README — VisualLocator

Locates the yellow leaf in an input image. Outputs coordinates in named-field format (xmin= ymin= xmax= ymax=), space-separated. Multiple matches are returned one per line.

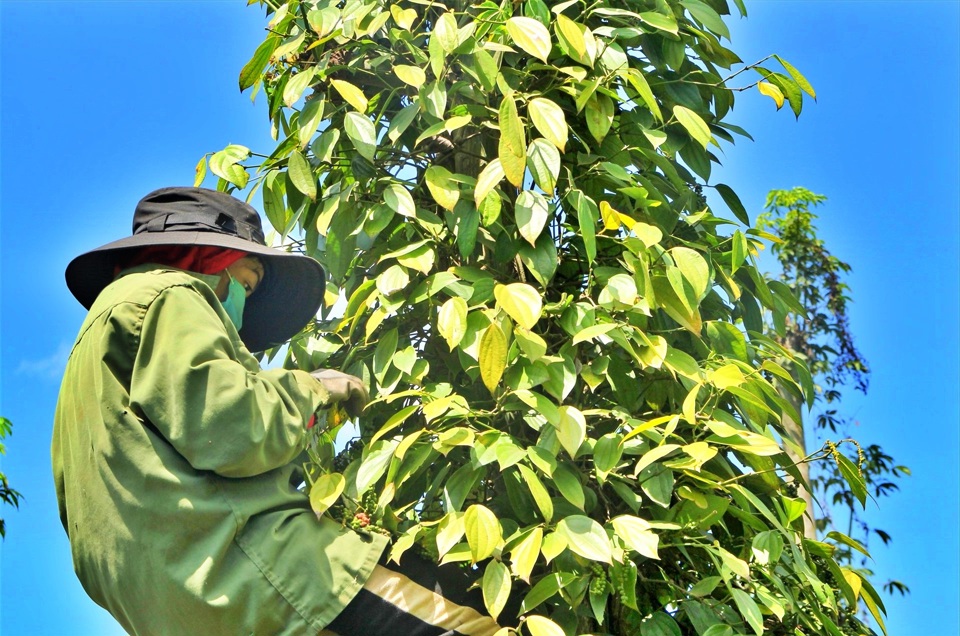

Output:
xmin=330 ymin=78 xmax=368 ymax=113
xmin=474 ymin=159 xmax=505 ymax=206
xmin=526 ymin=615 xmax=566 ymax=636
xmin=498 ymin=95 xmax=526 ymax=187
xmin=464 ymin=504 xmax=501 ymax=562
xmin=425 ymin=165 xmax=460 ymax=211
xmin=393 ymin=64 xmax=426 ymax=88
xmin=478 ymin=324 xmax=507 ymax=394
xmin=510 ymin=527 xmax=543 ymax=583
xmin=390 ymin=5 xmax=416 ymax=31
xmin=494 ymin=283 xmax=542 ymax=330
xmin=505 ymin=17 xmax=551 ymax=63
xmin=438 ymin=297 xmax=468 ymax=350
xmin=758 ymin=81 xmax=784 ymax=109
xmin=709 ymin=363 xmax=746 ymax=389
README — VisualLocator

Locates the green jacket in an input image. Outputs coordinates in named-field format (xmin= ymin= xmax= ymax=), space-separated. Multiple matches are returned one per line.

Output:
xmin=53 ymin=265 xmax=388 ymax=635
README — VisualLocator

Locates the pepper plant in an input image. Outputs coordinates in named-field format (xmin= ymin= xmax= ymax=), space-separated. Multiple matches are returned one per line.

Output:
xmin=199 ymin=0 xmax=887 ymax=633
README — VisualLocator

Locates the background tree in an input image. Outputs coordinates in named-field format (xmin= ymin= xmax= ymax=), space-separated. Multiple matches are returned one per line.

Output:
xmin=0 ymin=417 xmax=22 ymax=539
xmin=758 ymin=187 xmax=909 ymax=597
xmin=200 ymin=1 xmax=889 ymax=634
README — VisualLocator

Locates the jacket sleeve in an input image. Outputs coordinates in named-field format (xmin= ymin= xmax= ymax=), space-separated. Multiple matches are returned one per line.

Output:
xmin=128 ymin=282 xmax=329 ymax=478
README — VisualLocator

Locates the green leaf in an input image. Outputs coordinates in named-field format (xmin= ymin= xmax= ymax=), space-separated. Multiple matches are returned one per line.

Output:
xmin=528 ymin=97 xmax=568 ymax=151
xmin=330 ymin=78 xmax=368 ymax=113
xmin=556 ymin=405 xmax=586 ymax=458
xmin=464 ymin=504 xmax=501 ymax=562
xmin=482 ymin=560 xmax=511 ymax=621
xmin=498 ymin=95 xmax=526 ymax=187
xmin=638 ymin=11 xmax=679 ymax=35
xmin=422 ymin=81 xmax=448 ymax=119
xmin=516 ymin=190 xmax=549 ymax=247
xmin=308 ymin=472 xmax=345 ymax=518
xmin=425 ymin=165 xmax=460 ymax=211
xmin=612 ymin=515 xmax=659 ymax=559
xmin=731 ymin=589 xmax=763 ymax=636
xmin=553 ymin=463 xmax=585 ymax=510
xmin=836 ymin=453 xmax=868 ymax=507
xmin=638 ymin=464 xmax=674 ymax=508
xmin=593 ymin=433 xmax=623 ymax=474
xmin=640 ymin=612 xmax=682 ymax=636
xmin=520 ymin=573 xmax=569 ymax=614
xmin=526 ymin=139 xmax=560 ymax=195
xmin=673 ymin=105 xmax=711 ymax=149
xmin=343 ymin=111 xmax=377 ymax=161
xmin=479 ymin=323 xmax=508 ymax=394
xmin=472 ymin=48 xmax=498 ymax=92
xmin=623 ymin=68 xmax=662 ymax=122
xmin=388 ymin=102 xmax=420 ymax=143
xmin=505 ymin=17 xmax=552 ymax=63
xmin=356 ymin=439 xmax=400 ymax=494
xmin=306 ymin=7 xmax=339 ymax=39
xmin=283 ymin=67 xmax=317 ymax=107
xmin=774 ymin=54 xmax=816 ymax=98
xmin=434 ymin=11 xmax=460 ymax=53
xmin=751 ymin=530 xmax=785 ymax=565
xmin=495 ymin=283 xmax=543 ymax=330
xmin=670 ymin=246 xmax=710 ymax=300
xmin=514 ymin=327 xmax=547 ymax=362
xmin=396 ymin=243 xmax=436 ymax=274
xmin=585 ymin=93 xmax=614 ymax=142
xmin=681 ymin=0 xmax=730 ymax=39
xmin=555 ymin=515 xmax=612 ymax=564
xmin=297 ymin=96 xmax=325 ymax=148
xmin=569 ymin=190 xmax=598 ymax=265
xmin=383 ymin=183 xmax=415 ymax=217
xmin=239 ymin=35 xmax=278 ymax=91
xmin=519 ymin=233 xmax=558 ymax=286
xmin=517 ymin=464 xmax=554 ymax=522
xmin=456 ymin=203 xmax=480 ymax=258
xmin=715 ymin=183 xmax=750 ymax=225
xmin=438 ymin=297 xmax=468 ymax=350
xmin=286 ymin=149 xmax=316 ymax=200
xmin=393 ymin=64 xmax=426 ymax=88
xmin=827 ymin=530 xmax=871 ymax=558
xmin=209 ymin=144 xmax=250 ymax=189
xmin=376 ymin=264 xmax=409 ymax=296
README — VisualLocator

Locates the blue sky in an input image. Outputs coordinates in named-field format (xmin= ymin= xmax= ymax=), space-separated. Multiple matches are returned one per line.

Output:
xmin=1 ymin=2 xmax=957 ymax=635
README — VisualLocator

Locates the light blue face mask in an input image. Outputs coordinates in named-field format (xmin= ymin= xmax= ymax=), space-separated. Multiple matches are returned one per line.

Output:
xmin=221 ymin=271 xmax=247 ymax=331
xmin=191 ymin=270 xmax=247 ymax=330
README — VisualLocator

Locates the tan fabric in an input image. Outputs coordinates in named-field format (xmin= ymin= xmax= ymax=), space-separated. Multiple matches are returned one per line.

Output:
xmin=360 ymin=565 xmax=502 ymax=636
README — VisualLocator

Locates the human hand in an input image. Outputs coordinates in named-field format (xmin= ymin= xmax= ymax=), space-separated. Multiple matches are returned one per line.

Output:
xmin=309 ymin=369 xmax=369 ymax=418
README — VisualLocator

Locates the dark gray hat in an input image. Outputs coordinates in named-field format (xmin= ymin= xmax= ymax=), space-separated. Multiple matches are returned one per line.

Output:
xmin=65 ymin=186 xmax=324 ymax=352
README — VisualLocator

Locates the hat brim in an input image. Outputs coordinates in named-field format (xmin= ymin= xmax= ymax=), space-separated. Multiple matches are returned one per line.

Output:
xmin=65 ymin=230 xmax=325 ymax=352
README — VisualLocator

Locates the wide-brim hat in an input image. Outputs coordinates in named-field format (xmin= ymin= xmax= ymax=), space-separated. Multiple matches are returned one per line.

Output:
xmin=65 ymin=186 xmax=324 ymax=352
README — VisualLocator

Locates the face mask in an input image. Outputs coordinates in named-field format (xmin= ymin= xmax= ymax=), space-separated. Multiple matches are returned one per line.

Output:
xmin=221 ymin=271 xmax=247 ymax=331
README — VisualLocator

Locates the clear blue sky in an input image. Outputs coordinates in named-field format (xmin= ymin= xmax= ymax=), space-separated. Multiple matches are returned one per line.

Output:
xmin=1 ymin=2 xmax=957 ymax=635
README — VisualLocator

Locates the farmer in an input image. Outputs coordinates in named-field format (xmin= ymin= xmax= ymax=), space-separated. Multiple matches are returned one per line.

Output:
xmin=53 ymin=187 xmax=505 ymax=635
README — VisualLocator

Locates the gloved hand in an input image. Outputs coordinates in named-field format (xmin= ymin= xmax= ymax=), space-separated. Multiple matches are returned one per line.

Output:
xmin=310 ymin=369 xmax=369 ymax=418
